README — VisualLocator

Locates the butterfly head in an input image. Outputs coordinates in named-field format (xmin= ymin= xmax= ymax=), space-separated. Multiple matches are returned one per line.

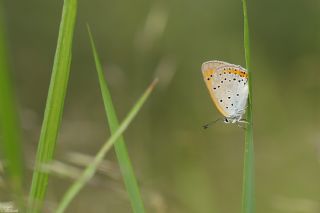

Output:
xmin=223 ymin=117 xmax=237 ymax=124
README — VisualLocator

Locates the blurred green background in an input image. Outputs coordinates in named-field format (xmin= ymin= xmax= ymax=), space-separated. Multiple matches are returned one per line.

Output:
xmin=1 ymin=0 xmax=320 ymax=212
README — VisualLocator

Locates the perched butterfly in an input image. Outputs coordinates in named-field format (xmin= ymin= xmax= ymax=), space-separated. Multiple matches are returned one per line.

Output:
xmin=201 ymin=60 xmax=249 ymax=127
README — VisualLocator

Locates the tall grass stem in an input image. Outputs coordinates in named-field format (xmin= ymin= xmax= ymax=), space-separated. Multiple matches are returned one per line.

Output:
xmin=0 ymin=0 xmax=24 ymax=207
xmin=241 ymin=0 xmax=255 ymax=212
xmin=87 ymin=26 xmax=146 ymax=213
xmin=28 ymin=0 xmax=77 ymax=212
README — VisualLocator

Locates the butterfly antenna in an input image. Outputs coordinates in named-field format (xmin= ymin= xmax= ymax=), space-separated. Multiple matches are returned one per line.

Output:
xmin=202 ymin=118 xmax=222 ymax=129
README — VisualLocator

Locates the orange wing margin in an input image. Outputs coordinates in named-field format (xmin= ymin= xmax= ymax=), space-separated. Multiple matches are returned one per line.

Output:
xmin=201 ymin=65 xmax=229 ymax=117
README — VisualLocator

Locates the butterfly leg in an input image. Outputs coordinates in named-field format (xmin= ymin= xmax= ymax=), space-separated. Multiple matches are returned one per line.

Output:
xmin=238 ymin=118 xmax=249 ymax=124
xmin=237 ymin=122 xmax=247 ymax=130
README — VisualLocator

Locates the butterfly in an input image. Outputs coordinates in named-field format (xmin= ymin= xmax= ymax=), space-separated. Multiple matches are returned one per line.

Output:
xmin=201 ymin=60 xmax=249 ymax=127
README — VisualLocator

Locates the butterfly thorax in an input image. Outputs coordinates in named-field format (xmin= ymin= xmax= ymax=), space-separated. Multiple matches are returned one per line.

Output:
xmin=223 ymin=107 xmax=247 ymax=124
xmin=224 ymin=115 xmax=242 ymax=124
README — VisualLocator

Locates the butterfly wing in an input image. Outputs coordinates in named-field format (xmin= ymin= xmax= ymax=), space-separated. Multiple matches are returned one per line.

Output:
xmin=202 ymin=61 xmax=249 ymax=118
xmin=201 ymin=61 xmax=231 ymax=117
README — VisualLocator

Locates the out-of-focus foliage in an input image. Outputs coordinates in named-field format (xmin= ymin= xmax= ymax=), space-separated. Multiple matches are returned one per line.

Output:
xmin=1 ymin=0 xmax=320 ymax=212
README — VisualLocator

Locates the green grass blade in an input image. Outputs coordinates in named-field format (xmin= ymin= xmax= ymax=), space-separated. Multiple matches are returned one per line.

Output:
xmin=241 ymin=0 xmax=254 ymax=212
xmin=87 ymin=26 xmax=146 ymax=213
xmin=0 ymin=0 xmax=24 ymax=205
xmin=55 ymin=79 xmax=158 ymax=213
xmin=28 ymin=0 xmax=77 ymax=212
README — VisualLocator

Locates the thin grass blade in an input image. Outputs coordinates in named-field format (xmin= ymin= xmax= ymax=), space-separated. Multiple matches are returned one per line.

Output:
xmin=0 ymin=0 xmax=24 ymax=206
xmin=87 ymin=26 xmax=146 ymax=213
xmin=55 ymin=79 xmax=158 ymax=213
xmin=241 ymin=0 xmax=255 ymax=212
xmin=28 ymin=0 xmax=77 ymax=212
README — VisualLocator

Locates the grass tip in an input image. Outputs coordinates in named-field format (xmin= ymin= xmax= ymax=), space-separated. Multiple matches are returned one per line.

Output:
xmin=86 ymin=23 xmax=91 ymax=31
xmin=149 ymin=78 xmax=159 ymax=90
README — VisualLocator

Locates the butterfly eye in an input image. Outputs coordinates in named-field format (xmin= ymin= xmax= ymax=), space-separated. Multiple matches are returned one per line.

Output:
xmin=224 ymin=118 xmax=229 ymax=123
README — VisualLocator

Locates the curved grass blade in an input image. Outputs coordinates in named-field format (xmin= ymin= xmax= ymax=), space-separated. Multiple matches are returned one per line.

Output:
xmin=87 ymin=25 xmax=146 ymax=213
xmin=241 ymin=0 xmax=255 ymax=212
xmin=28 ymin=0 xmax=77 ymax=212
xmin=0 ymin=0 xmax=24 ymax=207
xmin=55 ymin=79 xmax=158 ymax=213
